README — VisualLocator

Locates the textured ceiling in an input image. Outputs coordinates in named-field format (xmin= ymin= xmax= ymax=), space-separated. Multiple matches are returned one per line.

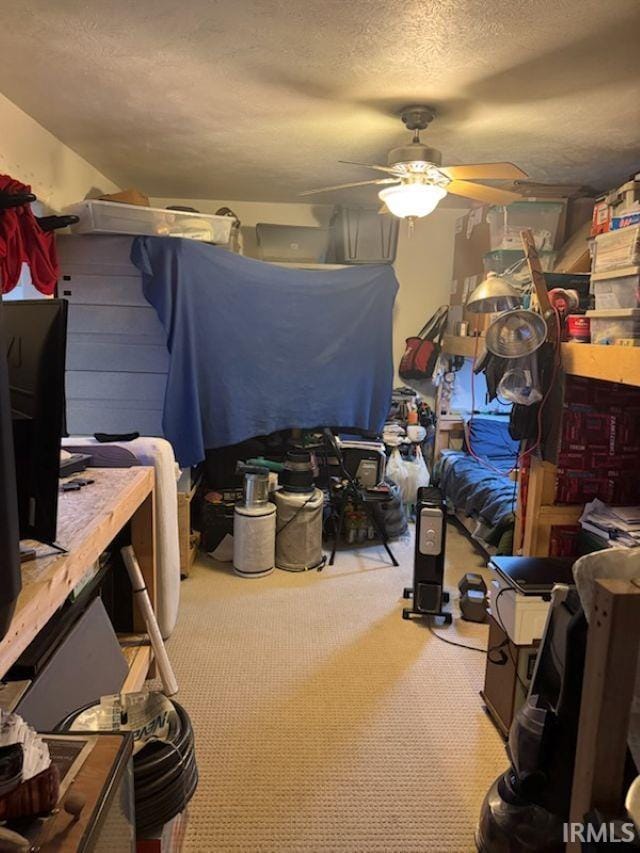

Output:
xmin=1 ymin=0 xmax=639 ymax=204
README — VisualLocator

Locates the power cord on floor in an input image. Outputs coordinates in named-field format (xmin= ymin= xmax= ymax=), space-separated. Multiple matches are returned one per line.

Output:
xmin=491 ymin=587 xmax=529 ymax=693
xmin=427 ymin=623 xmax=486 ymax=654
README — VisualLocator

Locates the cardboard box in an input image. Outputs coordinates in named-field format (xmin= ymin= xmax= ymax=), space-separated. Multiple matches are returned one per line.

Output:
xmin=100 ymin=188 xmax=150 ymax=207
xmin=591 ymin=198 xmax=611 ymax=236
xmin=549 ymin=525 xmax=580 ymax=558
xmin=611 ymin=209 xmax=640 ymax=230
xmin=613 ymin=180 xmax=640 ymax=210
xmin=555 ymin=469 xmax=614 ymax=504
xmin=565 ymin=196 xmax=595 ymax=239
xmin=553 ymin=220 xmax=592 ymax=273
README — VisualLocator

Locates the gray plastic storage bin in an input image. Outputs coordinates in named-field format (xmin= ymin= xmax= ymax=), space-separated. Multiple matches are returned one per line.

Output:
xmin=591 ymin=266 xmax=640 ymax=309
xmin=65 ymin=199 xmax=233 ymax=243
xmin=256 ymin=223 xmax=330 ymax=263
xmin=330 ymin=207 xmax=399 ymax=264
xmin=593 ymin=226 xmax=640 ymax=273
xmin=586 ymin=308 xmax=640 ymax=344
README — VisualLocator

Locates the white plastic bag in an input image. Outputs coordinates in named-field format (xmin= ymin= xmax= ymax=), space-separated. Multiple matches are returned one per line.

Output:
xmin=403 ymin=446 xmax=430 ymax=505
xmin=386 ymin=447 xmax=411 ymax=502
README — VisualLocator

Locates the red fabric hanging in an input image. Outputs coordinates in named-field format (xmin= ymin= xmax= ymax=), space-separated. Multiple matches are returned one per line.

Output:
xmin=0 ymin=174 xmax=59 ymax=295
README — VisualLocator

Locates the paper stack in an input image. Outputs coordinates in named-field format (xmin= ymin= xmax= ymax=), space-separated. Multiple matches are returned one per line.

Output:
xmin=580 ymin=499 xmax=640 ymax=548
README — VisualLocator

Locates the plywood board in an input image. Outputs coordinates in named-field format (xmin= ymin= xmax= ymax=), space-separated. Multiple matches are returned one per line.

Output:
xmin=0 ymin=468 xmax=154 ymax=679
xmin=562 ymin=343 xmax=640 ymax=387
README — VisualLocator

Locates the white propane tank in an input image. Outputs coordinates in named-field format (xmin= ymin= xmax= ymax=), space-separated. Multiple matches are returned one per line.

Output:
xmin=274 ymin=487 xmax=324 ymax=571
xmin=233 ymin=503 xmax=276 ymax=578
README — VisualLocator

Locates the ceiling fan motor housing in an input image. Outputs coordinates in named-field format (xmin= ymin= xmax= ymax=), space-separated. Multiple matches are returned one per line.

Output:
xmin=400 ymin=105 xmax=437 ymax=131
xmin=387 ymin=143 xmax=443 ymax=169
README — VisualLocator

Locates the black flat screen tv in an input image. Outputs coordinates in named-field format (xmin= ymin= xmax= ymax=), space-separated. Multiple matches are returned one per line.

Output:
xmin=4 ymin=299 xmax=67 ymax=544
xmin=0 ymin=296 xmax=21 ymax=638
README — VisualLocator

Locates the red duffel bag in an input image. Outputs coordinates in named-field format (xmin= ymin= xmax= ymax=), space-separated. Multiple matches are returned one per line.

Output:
xmin=399 ymin=306 xmax=448 ymax=381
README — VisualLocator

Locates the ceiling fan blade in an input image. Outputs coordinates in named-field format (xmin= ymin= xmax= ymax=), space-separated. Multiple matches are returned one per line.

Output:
xmin=338 ymin=160 xmax=400 ymax=175
xmin=441 ymin=162 xmax=529 ymax=181
xmin=511 ymin=179 xmax=591 ymax=198
xmin=446 ymin=180 xmax=523 ymax=205
xmin=299 ymin=178 xmax=398 ymax=197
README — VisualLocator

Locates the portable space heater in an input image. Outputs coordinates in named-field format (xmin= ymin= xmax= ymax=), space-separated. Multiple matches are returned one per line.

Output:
xmin=402 ymin=487 xmax=451 ymax=623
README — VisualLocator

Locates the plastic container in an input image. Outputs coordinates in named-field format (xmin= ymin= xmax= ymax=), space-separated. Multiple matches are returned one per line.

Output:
xmin=279 ymin=450 xmax=315 ymax=493
xmin=65 ymin=200 xmax=233 ymax=243
xmin=486 ymin=201 xmax=565 ymax=252
xmin=585 ymin=308 xmax=640 ymax=344
xmin=591 ymin=266 xmax=640 ymax=309
xmin=566 ymin=315 xmax=590 ymax=343
xmin=592 ymin=225 xmax=640 ymax=273
xmin=489 ymin=577 xmax=551 ymax=645
xmin=255 ymin=223 xmax=330 ymax=263
xmin=482 ymin=249 xmax=556 ymax=275
xmin=329 ymin=206 xmax=398 ymax=264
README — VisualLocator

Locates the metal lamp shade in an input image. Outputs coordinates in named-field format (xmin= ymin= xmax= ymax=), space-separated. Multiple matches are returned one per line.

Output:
xmin=485 ymin=309 xmax=548 ymax=358
xmin=466 ymin=273 xmax=522 ymax=314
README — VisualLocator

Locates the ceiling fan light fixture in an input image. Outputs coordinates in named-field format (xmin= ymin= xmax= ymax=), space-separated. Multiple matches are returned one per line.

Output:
xmin=378 ymin=183 xmax=447 ymax=219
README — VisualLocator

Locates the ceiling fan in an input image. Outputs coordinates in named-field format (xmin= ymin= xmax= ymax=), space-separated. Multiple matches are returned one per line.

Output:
xmin=300 ymin=105 xmax=529 ymax=220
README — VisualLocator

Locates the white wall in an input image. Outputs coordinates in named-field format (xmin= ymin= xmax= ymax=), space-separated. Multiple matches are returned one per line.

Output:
xmin=151 ymin=196 xmax=458 ymax=379
xmin=1 ymin=92 xmax=120 ymax=298
xmin=392 ymin=210 xmax=459 ymax=377
xmin=0 ymin=92 xmax=119 ymax=214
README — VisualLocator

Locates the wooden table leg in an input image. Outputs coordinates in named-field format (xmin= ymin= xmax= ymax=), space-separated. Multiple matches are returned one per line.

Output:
xmin=568 ymin=578 xmax=640 ymax=849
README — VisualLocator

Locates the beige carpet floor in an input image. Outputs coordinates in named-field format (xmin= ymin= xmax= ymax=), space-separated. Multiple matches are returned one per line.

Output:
xmin=165 ymin=522 xmax=506 ymax=852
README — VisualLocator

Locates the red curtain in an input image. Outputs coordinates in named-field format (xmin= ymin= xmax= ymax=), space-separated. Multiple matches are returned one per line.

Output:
xmin=0 ymin=174 xmax=59 ymax=295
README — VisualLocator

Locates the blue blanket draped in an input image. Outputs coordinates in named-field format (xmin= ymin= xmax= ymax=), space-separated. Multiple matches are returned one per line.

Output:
xmin=435 ymin=451 xmax=517 ymax=528
xmin=131 ymin=237 xmax=398 ymax=466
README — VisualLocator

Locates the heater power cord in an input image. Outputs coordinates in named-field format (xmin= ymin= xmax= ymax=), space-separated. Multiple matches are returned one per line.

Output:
xmin=426 ymin=586 xmax=534 ymax=696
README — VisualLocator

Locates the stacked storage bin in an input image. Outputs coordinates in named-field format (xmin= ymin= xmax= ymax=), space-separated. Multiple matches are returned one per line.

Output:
xmin=482 ymin=200 xmax=566 ymax=277
xmin=588 ymin=181 xmax=640 ymax=344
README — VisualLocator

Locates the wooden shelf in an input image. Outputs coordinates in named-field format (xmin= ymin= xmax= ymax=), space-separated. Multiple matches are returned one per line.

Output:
xmin=561 ymin=343 xmax=640 ymax=387
xmin=442 ymin=334 xmax=486 ymax=358
xmin=443 ymin=338 xmax=640 ymax=386
xmin=121 ymin=640 xmax=154 ymax=693
xmin=0 ymin=467 xmax=154 ymax=680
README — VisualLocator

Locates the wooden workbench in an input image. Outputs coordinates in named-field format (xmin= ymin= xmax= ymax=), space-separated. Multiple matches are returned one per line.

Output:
xmin=0 ymin=467 xmax=156 ymax=692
